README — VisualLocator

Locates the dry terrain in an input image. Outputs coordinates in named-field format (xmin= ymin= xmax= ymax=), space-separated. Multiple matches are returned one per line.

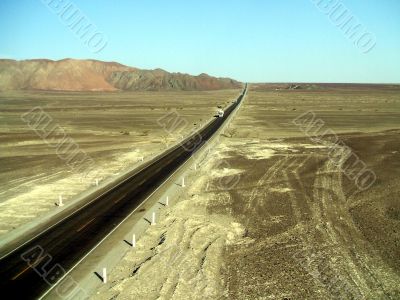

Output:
xmin=94 ymin=85 xmax=400 ymax=299
xmin=0 ymin=89 xmax=240 ymax=236
xmin=216 ymin=85 xmax=400 ymax=299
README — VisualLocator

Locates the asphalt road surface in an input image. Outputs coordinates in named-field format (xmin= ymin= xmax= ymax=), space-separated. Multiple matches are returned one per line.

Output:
xmin=0 ymin=85 xmax=247 ymax=299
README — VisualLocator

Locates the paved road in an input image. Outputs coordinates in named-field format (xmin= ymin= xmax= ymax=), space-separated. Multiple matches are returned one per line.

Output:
xmin=0 ymin=85 xmax=247 ymax=299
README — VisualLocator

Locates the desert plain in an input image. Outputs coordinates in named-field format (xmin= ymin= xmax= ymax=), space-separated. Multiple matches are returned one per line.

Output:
xmin=0 ymin=89 xmax=239 ymax=235
xmin=1 ymin=84 xmax=400 ymax=299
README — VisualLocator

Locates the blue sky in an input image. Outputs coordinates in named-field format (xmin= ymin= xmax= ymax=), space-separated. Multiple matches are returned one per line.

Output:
xmin=0 ymin=0 xmax=399 ymax=83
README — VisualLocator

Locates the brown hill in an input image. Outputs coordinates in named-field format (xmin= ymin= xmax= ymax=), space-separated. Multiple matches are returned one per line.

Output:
xmin=0 ymin=59 xmax=241 ymax=92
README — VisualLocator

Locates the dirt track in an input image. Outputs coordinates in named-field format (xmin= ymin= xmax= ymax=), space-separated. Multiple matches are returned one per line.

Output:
xmin=216 ymin=134 xmax=399 ymax=299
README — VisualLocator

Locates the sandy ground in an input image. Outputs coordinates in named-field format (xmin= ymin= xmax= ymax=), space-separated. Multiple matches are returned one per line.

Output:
xmin=0 ymin=89 xmax=239 ymax=236
xmin=93 ymin=86 xmax=400 ymax=299
xmin=92 ymin=152 xmax=249 ymax=299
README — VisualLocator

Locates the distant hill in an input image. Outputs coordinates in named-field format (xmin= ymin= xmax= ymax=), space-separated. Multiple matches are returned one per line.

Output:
xmin=0 ymin=59 xmax=242 ymax=92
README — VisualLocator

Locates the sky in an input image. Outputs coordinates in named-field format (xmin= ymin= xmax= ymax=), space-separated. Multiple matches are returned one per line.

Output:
xmin=0 ymin=0 xmax=399 ymax=83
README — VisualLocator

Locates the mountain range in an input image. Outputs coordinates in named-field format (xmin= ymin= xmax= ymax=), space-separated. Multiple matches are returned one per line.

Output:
xmin=0 ymin=59 xmax=242 ymax=92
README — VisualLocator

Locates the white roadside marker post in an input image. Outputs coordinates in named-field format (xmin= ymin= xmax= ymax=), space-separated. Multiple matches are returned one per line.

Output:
xmin=132 ymin=234 xmax=136 ymax=248
xmin=58 ymin=195 xmax=64 ymax=207
xmin=182 ymin=177 xmax=185 ymax=188
xmin=151 ymin=212 xmax=156 ymax=226
xmin=165 ymin=196 xmax=169 ymax=206
xmin=102 ymin=268 xmax=107 ymax=283
xmin=194 ymin=164 xmax=197 ymax=171
xmin=95 ymin=179 xmax=99 ymax=186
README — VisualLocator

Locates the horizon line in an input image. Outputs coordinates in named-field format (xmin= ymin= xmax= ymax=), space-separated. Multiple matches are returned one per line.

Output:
xmin=1 ymin=57 xmax=399 ymax=85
